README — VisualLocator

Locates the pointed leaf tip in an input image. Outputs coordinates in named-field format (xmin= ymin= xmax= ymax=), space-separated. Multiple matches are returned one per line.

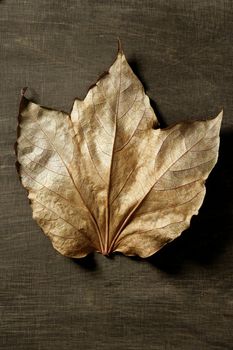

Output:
xmin=217 ymin=109 xmax=223 ymax=120
xmin=117 ymin=38 xmax=123 ymax=55
xmin=21 ymin=87 xmax=28 ymax=96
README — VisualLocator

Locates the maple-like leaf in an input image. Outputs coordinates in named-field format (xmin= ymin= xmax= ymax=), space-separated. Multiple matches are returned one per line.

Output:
xmin=16 ymin=45 xmax=222 ymax=258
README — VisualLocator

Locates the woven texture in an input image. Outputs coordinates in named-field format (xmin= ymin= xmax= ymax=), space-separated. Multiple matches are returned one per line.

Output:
xmin=0 ymin=1 xmax=232 ymax=349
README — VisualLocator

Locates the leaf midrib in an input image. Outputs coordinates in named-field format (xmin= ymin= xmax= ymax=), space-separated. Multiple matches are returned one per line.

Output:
xmin=104 ymin=53 xmax=123 ymax=254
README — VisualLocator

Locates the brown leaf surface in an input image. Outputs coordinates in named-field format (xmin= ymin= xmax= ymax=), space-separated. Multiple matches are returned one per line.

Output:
xmin=16 ymin=46 xmax=222 ymax=258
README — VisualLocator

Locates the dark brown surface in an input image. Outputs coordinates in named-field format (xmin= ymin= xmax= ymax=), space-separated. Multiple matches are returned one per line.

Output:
xmin=0 ymin=1 xmax=232 ymax=349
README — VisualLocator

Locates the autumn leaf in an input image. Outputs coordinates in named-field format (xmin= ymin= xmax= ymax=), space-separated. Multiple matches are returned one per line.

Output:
xmin=16 ymin=45 xmax=222 ymax=258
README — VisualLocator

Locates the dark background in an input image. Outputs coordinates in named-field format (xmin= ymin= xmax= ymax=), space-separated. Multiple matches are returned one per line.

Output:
xmin=0 ymin=1 xmax=232 ymax=349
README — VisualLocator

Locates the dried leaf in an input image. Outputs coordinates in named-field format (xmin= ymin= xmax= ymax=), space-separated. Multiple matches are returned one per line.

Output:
xmin=16 ymin=46 xmax=222 ymax=258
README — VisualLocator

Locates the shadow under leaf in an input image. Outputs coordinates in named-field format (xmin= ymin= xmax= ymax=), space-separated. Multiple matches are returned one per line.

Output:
xmin=71 ymin=253 xmax=97 ymax=270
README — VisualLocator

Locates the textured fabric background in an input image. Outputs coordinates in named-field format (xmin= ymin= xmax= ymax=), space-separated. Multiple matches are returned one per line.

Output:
xmin=0 ymin=1 xmax=232 ymax=349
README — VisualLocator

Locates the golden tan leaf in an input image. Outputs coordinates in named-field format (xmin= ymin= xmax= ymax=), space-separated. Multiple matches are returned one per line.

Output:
xmin=16 ymin=46 xmax=222 ymax=258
